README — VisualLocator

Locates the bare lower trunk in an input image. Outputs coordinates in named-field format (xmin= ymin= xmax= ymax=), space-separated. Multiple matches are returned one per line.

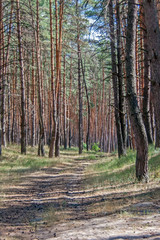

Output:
xmin=126 ymin=0 xmax=148 ymax=182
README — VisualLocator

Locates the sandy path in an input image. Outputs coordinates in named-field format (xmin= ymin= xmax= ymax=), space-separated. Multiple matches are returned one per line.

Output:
xmin=0 ymin=156 xmax=160 ymax=240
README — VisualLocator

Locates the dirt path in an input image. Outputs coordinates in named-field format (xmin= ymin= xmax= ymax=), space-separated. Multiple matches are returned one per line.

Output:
xmin=0 ymin=154 xmax=160 ymax=240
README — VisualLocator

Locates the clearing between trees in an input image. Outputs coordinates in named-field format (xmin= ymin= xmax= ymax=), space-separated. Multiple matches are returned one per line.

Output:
xmin=0 ymin=145 xmax=160 ymax=240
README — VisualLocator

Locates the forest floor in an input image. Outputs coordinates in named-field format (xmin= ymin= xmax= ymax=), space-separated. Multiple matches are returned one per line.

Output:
xmin=0 ymin=146 xmax=160 ymax=240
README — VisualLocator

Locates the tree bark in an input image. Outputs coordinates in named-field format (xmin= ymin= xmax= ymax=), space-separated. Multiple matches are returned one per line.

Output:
xmin=36 ymin=0 xmax=45 ymax=156
xmin=76 ymin=0 xmax=83 ymax=154
xmin=116 ymin=0 xmax=127 ymax=152
xmin=80 ymin=56 xmax=90 ymax=151
xmin=109 ymin=0 xmax=125 ymax=158
xmin=126 ymin=0 xmax=148 ymax=182
xmin=49 ymin=0 xmax=57 ymax=158
xmin=63 ymin=55 xmax=67 ymax=149
xmin=55 ymin=0 xmax=64 ymax=157
xmin=142 ymin=22 xmax=153 ymax=144
xmin=31 ymin=46 xmax=36 ymax=147
xmin=16 ymin=0 xmax=26 ymax=154
xmin=142 ymin=0 xmax=160 ymax=148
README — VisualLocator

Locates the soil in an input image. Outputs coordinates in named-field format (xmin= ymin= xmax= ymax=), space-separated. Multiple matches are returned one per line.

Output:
xmin=0 ymin=154 xmax=160 ymax=240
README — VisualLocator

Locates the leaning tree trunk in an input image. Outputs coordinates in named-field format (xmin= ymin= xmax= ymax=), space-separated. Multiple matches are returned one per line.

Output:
xmin=126 ymin=0 xmax=148 ymax=182
xmin=142 ymin=0 xmax=160 ymax=148
xmin=16 ymin=0 xmax=26 ymax=154
xmin=109 ymin=0 xmax=125 ymax=158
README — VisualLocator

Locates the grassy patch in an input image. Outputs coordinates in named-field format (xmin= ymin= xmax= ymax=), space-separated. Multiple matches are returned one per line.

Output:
xmin=0 ymin=145 xmax=57 ymax=175
xmin=0 ymin=145 xmax=77 ymax=188
xmin=85 ymin=144 xmax=160 ymax=187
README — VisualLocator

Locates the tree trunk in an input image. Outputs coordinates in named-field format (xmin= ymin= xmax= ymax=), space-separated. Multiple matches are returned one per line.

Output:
xmin=116 ymin=0 xmax=127 ymax=152
xmin=126 ymin=0 xmax=148 ymax=182
xmin=31 ymin=46 xmax=36 ymax=147
xmin=142 ymin=21 xmax=153 ymax=144
xmin=36 ymin=0 xmax=45 ymax=156
xmin=142 ymin=0 xmax=160 ymax=148
xmin=68 ymin=57 xmax=72 ymax=148
xmin=63 ymin=55 xmax=67 ymax=149
xmin=54 ymin=0 xmax=64 ymax=157
xmin=49 ymin=0 xmax=57 ymax=158
xmin=81 ymin=56 xmax=90 ymax=151
xmin=16 ymin=0 xmax=26 ymax=154
xmin=76 ymin=0 xmax=83 ymax=154
xmin=109 ymin=0 xmax=125 ymax=158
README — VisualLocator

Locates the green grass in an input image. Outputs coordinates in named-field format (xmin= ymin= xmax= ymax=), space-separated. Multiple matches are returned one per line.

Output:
xmin=0 ymin=145 xmax=77 ymax=184
xmin=85 ymin=144 xmax=160 ymax=187
xmin=0 ymin=145 xmax=58 ymax=174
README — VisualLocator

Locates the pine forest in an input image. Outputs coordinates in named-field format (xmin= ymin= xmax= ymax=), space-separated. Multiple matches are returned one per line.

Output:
xmin=0 ymin=0 xmax=160 ymax=239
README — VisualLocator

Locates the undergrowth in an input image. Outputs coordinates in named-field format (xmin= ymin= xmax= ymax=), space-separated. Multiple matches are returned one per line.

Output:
xmin=85 ymin=144 xmax=160 ymax=187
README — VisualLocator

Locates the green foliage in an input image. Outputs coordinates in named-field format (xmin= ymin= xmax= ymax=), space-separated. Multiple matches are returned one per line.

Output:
xmin=83 ymin=143 xmax=87 ymax=149
xmin=92 ymin=142 xmax=100 ymax=152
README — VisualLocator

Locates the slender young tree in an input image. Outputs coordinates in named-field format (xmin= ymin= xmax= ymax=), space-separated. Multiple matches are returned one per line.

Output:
xmin=116 ymin=0 xmax=127 ymax=151
xmin=16 ymin=0 xmax=27 ymax=154
xmin=76 ymin=0 xmax=83 ymax=154
xmin=63 ymin=54 xmax=67 ymax=149
xmin=49 ymin=0 xmax=57 ymax=158
xmin=55 ymin=0 xmax=64 ymax=157
xmin=36 ymin=0 xmax=45 ymax=156
xmin=0 ymin=1 xmax=6 ymax=147
xmin=109 ymin=0 xmax=125 ymax=157
xmin=126 ymin=0 xmax=148 ymax=181
xmin=31 ymin=46 xmax=36 ymax=147
xmin=81 ymin=55 xmax=90 ymax=151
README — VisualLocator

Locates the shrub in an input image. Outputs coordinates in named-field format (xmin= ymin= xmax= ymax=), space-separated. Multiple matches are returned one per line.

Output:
xmin=92 ymin=143 xmax=100 ymax=152
xmin=83 ymin=143 xmax=87 ymax=149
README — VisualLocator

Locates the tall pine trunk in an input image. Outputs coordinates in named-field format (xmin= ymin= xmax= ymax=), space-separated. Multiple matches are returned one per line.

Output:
xmin=116 ymin=0 xmax=127 ymax=152
xmin=126 ymin=0 xmax=148 ymax=182
xmin=63 ymin=55 xmax=67 ymax=149
xmin=76 ymin=0 xmax=83 ymax=154
xmin=16 ymin=0 xmax=26 ymax=154
xmin=31 ymin=46 xmax=36 ymax=147
xmin=36 ymin=0 xmax=45 ymax=156
xmin=49 ymin=0 xmax=57 ymax=158
xmin=80 ymin=56 xmax=90 ymax=151
xmin=109 ymin=0 xmax=125 ymax=158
